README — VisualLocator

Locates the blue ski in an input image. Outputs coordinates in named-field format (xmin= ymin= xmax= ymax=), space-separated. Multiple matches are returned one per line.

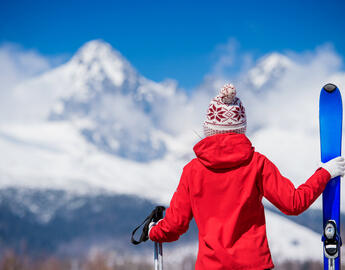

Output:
xmin=319 ymin=83 xmax=343 ymax=270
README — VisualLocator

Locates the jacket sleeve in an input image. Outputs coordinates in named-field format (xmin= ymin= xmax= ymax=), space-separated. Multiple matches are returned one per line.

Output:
xmin=149 ymin=166 xmax=193 ymax=243
xmin=259 ymin=155 xmax=331 ymax=215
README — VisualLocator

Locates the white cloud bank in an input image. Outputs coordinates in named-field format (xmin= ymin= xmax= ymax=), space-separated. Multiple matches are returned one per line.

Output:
xmin=0 ymin=43 xmax=58 ymax=89
xmin=0 ymin=43 xmax=66 ymax=123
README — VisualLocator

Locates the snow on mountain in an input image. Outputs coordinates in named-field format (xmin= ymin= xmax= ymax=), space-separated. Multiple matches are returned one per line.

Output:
xmin=1 ymin=39 xmax=340 ymax=209
xmin=0 ymin=121 xmax=195 ymax=204
xmin=48 ymin=40 xmax=176 ymax=114
xmin=10 ymin=40 xmax=189 ymax=162
xmin=1 ymin=40 xmax=344 ymax=264
xmin=2 ymin=40 xmax=344 ymax=209
xmin=246 ymin=52 xmax=293 ymax=90
xmin=264 ymin=210 xmax=321 ymax=263
xmin=0 ymin=40 xmax=200 ymax=203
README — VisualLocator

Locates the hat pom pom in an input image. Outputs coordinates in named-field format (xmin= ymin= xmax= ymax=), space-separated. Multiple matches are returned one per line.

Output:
xmin=220 ymin=83 xmax=236 ymax=104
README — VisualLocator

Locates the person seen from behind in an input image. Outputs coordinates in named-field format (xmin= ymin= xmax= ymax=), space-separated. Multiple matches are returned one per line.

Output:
xmin=148 ymin=83 xmax=345 ymax=270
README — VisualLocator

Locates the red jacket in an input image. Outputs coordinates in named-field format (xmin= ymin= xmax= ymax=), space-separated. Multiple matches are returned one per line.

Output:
xmin=149 ymin=133 xmax=330 ymax=270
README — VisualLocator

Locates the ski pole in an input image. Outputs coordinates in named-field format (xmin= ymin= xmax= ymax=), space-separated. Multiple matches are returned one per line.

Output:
xmin=154 ymin=242 xmax=163 ymax=270
xmin=130 ymin=206 xmax=166 ymax=270
xmin=153 ymin=207 xmax=164 ymax=270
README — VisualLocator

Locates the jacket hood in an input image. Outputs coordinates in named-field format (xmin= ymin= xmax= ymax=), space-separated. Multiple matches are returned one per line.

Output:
xmin=193 ymin=133 xmax=254 ymax=170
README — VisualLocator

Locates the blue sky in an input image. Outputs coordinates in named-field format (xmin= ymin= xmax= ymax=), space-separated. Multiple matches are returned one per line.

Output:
xmin=1 ymin=0 xmax=345 ymax=89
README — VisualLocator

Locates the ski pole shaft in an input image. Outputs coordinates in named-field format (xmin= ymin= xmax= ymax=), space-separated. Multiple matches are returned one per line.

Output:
xmin=154 ymin=242 xmax=163 ymax=270
xmin=154 ymin=242 xmax=158 ymax=270
xmin=159 ymin=242 xmax=163 ymax=270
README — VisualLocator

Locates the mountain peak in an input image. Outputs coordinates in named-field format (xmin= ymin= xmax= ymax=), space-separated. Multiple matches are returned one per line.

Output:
xmin=258 ymin=53 xmax=292 ymax=70
xmin=46 ymin=40 xmax=172 ymax=162
xmin=65 ymin=39 xmax=137 ymax=91
xmin=74 ymin=40 xmax=122 ymax=63
xmin=247 ymin=52 xmax=293 ymax=89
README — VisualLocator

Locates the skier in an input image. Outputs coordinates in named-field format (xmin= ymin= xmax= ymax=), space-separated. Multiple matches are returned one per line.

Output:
xmin=148 ymin=83 xmax=345 ymax=270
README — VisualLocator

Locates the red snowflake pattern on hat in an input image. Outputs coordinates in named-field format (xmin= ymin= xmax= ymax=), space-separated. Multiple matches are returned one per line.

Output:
xmin=207 ymin=104 xmax=227 ymax=122
xmin=232 ymin=103 xmax=246 ymax=121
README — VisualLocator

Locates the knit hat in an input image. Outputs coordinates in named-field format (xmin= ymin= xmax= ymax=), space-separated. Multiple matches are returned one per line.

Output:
xmin=203 ymin=83 xmax=247 ymax=137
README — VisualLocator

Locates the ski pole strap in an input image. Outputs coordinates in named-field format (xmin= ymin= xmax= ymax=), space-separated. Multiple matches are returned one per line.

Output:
xmin=131 ymin=206 xmax=165 ymax=245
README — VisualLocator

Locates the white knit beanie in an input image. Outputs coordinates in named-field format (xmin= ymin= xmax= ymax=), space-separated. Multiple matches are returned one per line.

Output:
xmin=203 ymin=83 xmax=247 ymax=137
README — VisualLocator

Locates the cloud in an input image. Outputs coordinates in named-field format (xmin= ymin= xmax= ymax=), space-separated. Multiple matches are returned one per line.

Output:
xmin=0 ymin=43 xmax=67 ymax=123
xmin=0 ymin=43 xmax=58 ymax=89
xmin=206 ymin=38 xmax=255 ymax=82
xmin=194 ymin=40 xmax=345 ymax=209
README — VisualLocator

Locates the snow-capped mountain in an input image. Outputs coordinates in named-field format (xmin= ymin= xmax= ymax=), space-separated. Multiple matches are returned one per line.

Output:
xmin=0 ymin=40 xmax=200 ymax=203
xmin=10 ymin=40 xmax=188 ymax=162
xmin=1 ymin=40 xmax=343 ymax=264
xmin=0 ymin=40 xmax=305 ymax=204
xmin=246 ymin=52 xmax=293 ymax=90
xmin=48 ymin=41 xmax=181 ymax=162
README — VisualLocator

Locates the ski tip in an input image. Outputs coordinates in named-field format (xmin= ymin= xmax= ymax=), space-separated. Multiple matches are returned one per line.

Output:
xmin=323 ymin=83 xmax=338 ymax=93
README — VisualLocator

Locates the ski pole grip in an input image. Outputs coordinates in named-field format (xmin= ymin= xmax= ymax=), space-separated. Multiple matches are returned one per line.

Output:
xmin=152 ymin=206 xmax=165 ymax=222
xmin=131 ymin=206 xmax=165 ymax=245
